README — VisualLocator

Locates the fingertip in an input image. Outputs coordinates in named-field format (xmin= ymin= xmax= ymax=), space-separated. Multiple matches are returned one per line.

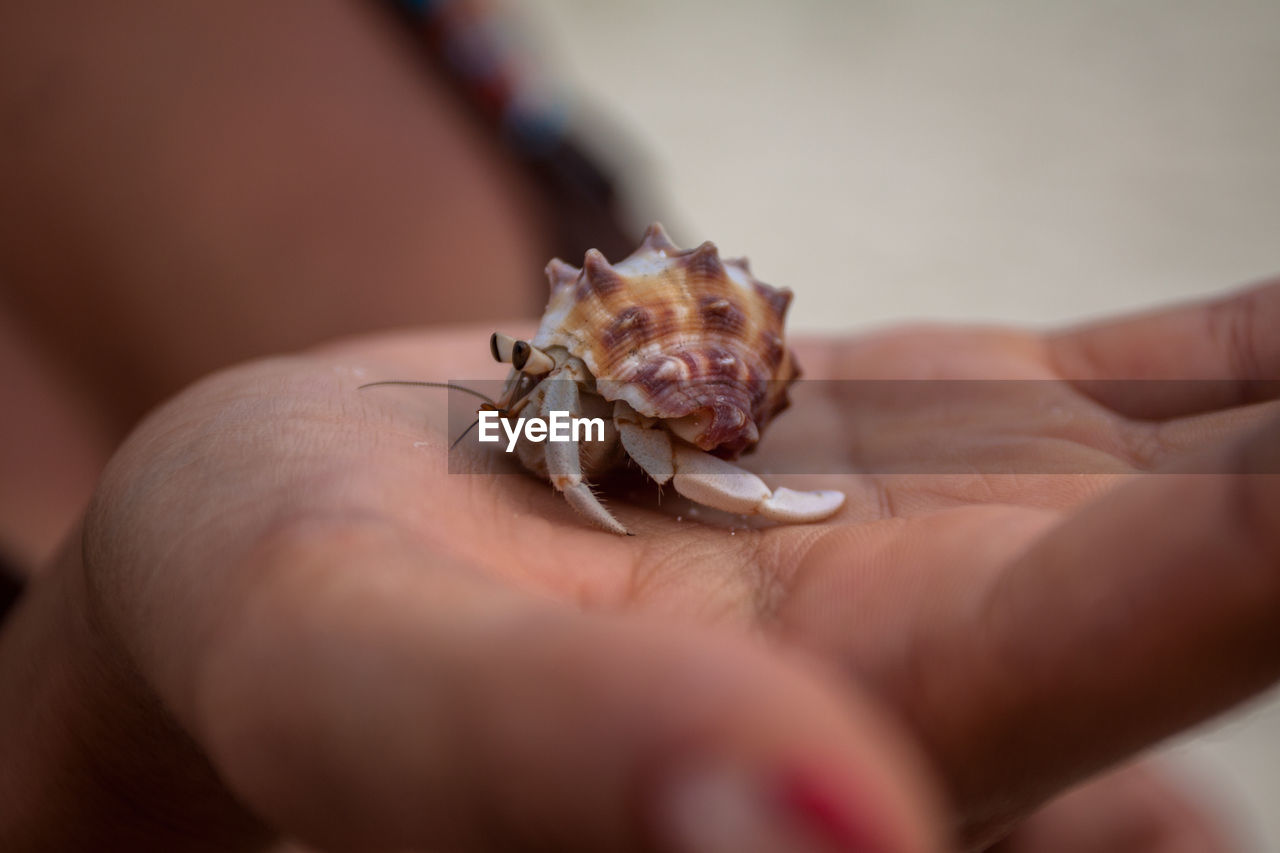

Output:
xmin=652 ymin=755 xmax=943 ymax=853
xmin=628 ymin=634 xmax=948 ymax=853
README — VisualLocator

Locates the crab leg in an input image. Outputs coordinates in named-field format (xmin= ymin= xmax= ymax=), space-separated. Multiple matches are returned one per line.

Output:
xmin=615 ymin=406 xmax=675 ymax=484
xmin=543 ymin=376 xmax=629 ymax=535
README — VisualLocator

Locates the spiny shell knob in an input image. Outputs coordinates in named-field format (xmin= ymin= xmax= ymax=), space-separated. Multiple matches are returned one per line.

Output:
xmin=532 ymin=224 xmax=798 ymax=458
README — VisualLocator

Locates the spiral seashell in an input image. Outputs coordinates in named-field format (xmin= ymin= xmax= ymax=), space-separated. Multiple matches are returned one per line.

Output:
xmin=532 ymin=223 xmax=798 ymax=457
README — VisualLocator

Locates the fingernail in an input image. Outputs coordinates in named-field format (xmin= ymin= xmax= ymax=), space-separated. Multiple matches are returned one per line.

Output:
xmin=655 ymin=760 xmax=889 ymax=853
xmin=775 ymin=766 xmax=889 ymax=851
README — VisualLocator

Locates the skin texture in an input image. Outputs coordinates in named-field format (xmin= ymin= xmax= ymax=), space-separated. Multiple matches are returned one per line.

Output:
xmin=2 ymin=282 xmax=1276 ymax=851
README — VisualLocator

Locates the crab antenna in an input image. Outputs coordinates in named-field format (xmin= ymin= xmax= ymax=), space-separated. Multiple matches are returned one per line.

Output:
xmin=357 ymin=380 xmax=498 ymax=408
xmin=449 ymin=416 xmax=483 ymax=451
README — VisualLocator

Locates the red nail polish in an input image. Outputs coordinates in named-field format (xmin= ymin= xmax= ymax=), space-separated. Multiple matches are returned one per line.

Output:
xmin=774 ymin=766 xmax=890 ymax=852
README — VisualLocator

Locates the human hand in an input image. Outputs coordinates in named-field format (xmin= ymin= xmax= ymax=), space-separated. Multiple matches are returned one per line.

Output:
xmin=5 ymin=347 xmax=943 ymax=852
xmin=5 ymin=281 xmax=1275 ymax=852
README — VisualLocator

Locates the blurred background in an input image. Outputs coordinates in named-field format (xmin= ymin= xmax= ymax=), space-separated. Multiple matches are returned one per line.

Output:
xmin=523 ymin=0 xmax=1279 ymax=331
xmin=515 ymin=0 xmax=1280 ymax=846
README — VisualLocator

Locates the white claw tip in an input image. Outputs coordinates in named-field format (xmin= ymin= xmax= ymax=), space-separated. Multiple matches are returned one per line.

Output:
xmin=759 ymin=488 xmax=846 ymax=523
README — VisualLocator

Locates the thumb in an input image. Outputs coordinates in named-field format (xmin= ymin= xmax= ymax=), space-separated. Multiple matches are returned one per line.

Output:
xmin=193 ymin=521 xmax=944 ymax=853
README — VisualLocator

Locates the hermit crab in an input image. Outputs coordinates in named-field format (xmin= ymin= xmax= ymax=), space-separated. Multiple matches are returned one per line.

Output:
xmin=369 ymin=224 xmax=845 ymax=535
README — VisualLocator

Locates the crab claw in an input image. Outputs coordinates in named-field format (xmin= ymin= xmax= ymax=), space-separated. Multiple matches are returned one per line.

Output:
xmin=757 ymin=487 xmax=848 ymax=523
xmin=668 ymin=443 xmax=845 ymax=523
xmin=615 ymin=402 xmax=844 ymax=525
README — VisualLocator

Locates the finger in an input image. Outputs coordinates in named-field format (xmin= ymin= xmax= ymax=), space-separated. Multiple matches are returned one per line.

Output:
xmin=1119 ymin=399 xmax=1280 ymax=470
xmin=1047 ymin=278 xmax=1280 ymax=419
xmin=922 ymin=415 xmax=1280 ymax=841
xmin=192 ymin=521 xmax=945 ymax=853
xmin=990 ymin=762 xmax=1237 ymax=853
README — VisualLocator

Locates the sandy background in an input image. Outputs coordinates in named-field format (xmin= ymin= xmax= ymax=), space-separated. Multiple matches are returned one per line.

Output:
xmin=521 ymin=0 xmax=1280 ymax=847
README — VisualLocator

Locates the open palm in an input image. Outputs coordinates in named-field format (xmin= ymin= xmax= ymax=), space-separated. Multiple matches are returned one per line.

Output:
xmin=78 ymin=282 xmax=1278 ymax=852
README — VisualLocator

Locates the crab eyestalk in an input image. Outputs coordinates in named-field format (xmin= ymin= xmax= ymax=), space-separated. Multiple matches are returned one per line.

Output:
xmin=490 ymin=332 xmax=554 ymax=376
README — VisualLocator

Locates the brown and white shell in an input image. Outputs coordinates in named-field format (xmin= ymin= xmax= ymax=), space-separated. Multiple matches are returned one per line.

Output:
xmin=533 ymin=223 xmax=799 ymax=458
